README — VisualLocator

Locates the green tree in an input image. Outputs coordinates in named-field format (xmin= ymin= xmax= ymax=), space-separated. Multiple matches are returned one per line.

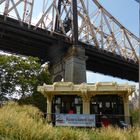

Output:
xmin=0 ymin=55 xmax=40 ymax=99
xmin=19 ymin=64 xmax=52 ymax=112
xmin=0 ymin=55 xmax=52 ymax=112
xmin=32 ymin=65 xmax=52 ymax=112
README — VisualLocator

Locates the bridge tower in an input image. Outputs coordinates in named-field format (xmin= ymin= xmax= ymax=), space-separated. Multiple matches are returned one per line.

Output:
xmin=50 ymin=0 xmax=87 ymax=84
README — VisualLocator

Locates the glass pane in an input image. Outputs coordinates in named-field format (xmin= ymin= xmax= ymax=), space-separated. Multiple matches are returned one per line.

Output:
xmin=99 ymin=102 xmax=102 ymax=108
xmin=55 ymin=105 xmax=61 ymax=113
xmin=106 ymin=102 xmax=110 ymax=108
xmin=56 ymin=98 xmax=61 ymax=104
xmin=76 ymin=106 xmax=81 ymax=114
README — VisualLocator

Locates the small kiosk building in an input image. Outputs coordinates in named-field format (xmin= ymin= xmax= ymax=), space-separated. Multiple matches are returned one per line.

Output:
xmin=38 ymin=82 xmax=135 ymax=126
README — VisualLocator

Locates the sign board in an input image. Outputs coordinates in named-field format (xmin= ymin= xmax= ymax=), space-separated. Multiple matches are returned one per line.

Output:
xmin=55 ymin=114 xmax=96 ymax=127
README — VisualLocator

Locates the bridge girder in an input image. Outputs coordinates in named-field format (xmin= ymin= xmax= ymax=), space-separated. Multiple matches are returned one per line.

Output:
xmin=0 ymin=0 xmax=139 ymax=63
xmin=0 ymin=0 xmax=34 ymax=26
xmin=34 ymin=0 xmax=139 ymax=63
xmin=0 ymin=0 xmax=139 ymax=81
xmin=0 ymin=15 xmax=138 ymax=82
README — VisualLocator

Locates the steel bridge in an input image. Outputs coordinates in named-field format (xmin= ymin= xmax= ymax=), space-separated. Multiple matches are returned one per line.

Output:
xmin=0 ymin=0 xmax=139 ymax=82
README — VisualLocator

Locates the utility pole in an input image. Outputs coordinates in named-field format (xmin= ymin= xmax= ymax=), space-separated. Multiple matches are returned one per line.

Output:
xmin=138 ymin=1 xmax=140 ymax=126
xmin=135 ymin=0 xmax=140 ymax=126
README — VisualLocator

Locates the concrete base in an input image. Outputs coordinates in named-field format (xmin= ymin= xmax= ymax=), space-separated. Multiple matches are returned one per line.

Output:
xmin=64 ymin=56 xmax=86 ymax=84
xmin=50 ymin=46 xmax=87 ymax=84
xmin=64 ymin=46 xmax=87 ymax=84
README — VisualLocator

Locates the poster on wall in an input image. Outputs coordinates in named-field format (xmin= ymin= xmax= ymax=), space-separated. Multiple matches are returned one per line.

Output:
xmin=55 ymin=114 xmax=96 ymax=127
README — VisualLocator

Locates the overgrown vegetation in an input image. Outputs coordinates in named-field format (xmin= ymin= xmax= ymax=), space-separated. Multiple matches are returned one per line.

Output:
xmin=130 ymin=108 xmax=139 ymax=126
xmin=0 ymin=102 xmax=140 ymax=140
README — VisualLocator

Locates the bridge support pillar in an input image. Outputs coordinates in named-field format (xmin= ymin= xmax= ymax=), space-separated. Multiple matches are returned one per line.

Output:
xmin=50 ymin=62 xmax=64 ymax=82
xmin=64 ymin=46 xmax=87 ymax=84
xmin=50 ymin=46 xmax=87 ymax=84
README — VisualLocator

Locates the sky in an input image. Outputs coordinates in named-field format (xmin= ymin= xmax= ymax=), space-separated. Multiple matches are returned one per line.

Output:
xmin=0 ymin=0 xmax=139 ymax=86
xmin=87 ymin=0 xmax=139 ymax=85
xmin=99 ymin=0 xmax=139 ymax=36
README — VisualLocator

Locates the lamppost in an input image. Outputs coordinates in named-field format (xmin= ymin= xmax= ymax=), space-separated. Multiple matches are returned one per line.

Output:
xmin=133 ymin=0 xmax=140 ymax=125
xmin=137 ymin=0 xmax=140 ymax=125
xmin=0 ymin=69 xmax=1 ymax=93
xmin=135 ymin=0 xmax=140 ymax=125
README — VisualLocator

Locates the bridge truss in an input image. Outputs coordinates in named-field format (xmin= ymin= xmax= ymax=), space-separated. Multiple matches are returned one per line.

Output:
xmin=0 ymin=0 xmax=139 ymax=63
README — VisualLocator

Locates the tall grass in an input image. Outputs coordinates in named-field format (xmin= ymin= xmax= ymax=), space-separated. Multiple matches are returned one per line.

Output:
xmin=130 ymin=109 xmax=139 ymax=126
xmin=0 ymin=102 xmax=140 ymax=140
xmin=0 ymin=102 xmax=89 ymax=140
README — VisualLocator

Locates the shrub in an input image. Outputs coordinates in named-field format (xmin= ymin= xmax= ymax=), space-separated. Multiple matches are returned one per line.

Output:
xmin=0 ymin=102 xmax=140 ymax=140
xmin=130 ymin=108 xmax=139 ymax=125
xmin=0 ymin=102 xmax=89 ymax=140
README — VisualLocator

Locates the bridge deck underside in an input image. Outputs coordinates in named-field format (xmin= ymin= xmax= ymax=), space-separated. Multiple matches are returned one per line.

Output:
xmin=0 ymin=16 xmax=138 ymax=82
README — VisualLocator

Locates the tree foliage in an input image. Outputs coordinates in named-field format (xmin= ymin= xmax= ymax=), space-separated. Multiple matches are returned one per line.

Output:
xmin=0 ymin=55 xmax=52 ymax=112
